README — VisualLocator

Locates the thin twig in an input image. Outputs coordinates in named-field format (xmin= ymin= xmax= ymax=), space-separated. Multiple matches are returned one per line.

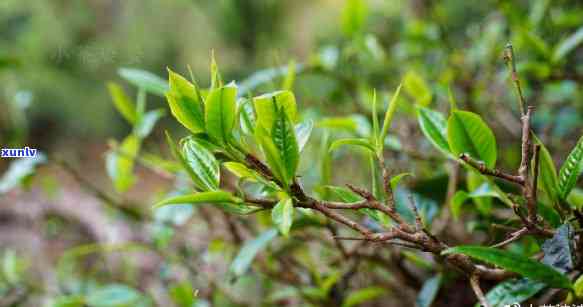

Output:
xmin=470 ymin=274 xmax=491 ymax=307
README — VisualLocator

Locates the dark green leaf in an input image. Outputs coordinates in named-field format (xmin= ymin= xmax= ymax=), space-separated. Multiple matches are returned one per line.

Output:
xmin=271 ymin=107 xmax=300 ymax=183
xmin=558 ymin=135 xmax=583 ymax=200
xmin=482 ymin=278 xmax=545 ymax=307
xmin=417 ymin=107 xmax=450 ymax=156
xmin=541 ymin=224 xmax=574 ymax=273
xmin=448 ymin=110 xmax=497 ymax=168
xmin=443 ymin=246 xmax=572 ymax=289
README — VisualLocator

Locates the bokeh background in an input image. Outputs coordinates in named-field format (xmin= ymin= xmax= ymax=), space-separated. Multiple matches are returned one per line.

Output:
xmin=0 ymin=0 xmax=582 ymax=306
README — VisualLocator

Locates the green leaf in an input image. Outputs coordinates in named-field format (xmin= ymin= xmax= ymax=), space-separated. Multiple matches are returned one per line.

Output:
xmin=295 ymin=120 xmax=314 ymax=152
xmin=482 ymin=278 xmax=545 ymax=307
xmin=271 ymin=197 xmax=294 ymax=237
xmin=403 ymin=71 xmax=431 ymax=106
xmin=552 ymin=26 xmax=583 ymax=62
xmin=451 ymin=182 xmax=502 ymax=219
xmin=134 ymin=109 xmax=165 ymax=139
xmin=416 ymin=274 xmax=442 ymax=307
xmin=329 ymin=138 xmax=376 ymax=154
xmin=443 ymin=246 xmax=572 ymax=289
xmin=533 ymin=136 xmax=560 ymax=204
xmin=417 ymin=107 xmax=451 ymax=156
xmin=541 ymin=224 xmax=574 ymax=273
xmin=107 ymin=82 xmax=137 ymax=124
xmin=558 ymin=135 xmax=583 ymax=200
xmin=238 ymin=98 xmax=256 ymax=135
xmin=318 ymin=115 xmax=371 ymax=137
xmin=271 ymin=107 xmax=300 ymax=183
xmin=566 ymin=274 xmax=583 ymax=303
xmin=166 ymin=69 xmax=205 ymax=134
xmin=341 ymin=287 xmax=385 ymax=307
xmin=169 ymin=281 xmax=197 ymax=307
xmin=229 ymin=229 xmax=278 ymax=279
xmin=106 ymin=135 xmax=141 ymax=193
xmin=154 ymin=191 xmax=242 ymax=209
xmin=210 ymin=52 xmax=222 ymax=91
xmin=223 ymin=162 xmax=259 ymax=182
xmin=181 ymin=137 xmax=220 ymax=191
xmin=282 ymin=60 xmax=296 ymax=90
xmin=118 ymin=68 xmax=168 ymax=96
xmin=53 ymin=295 xmax=85 ymax=307
xmin=390 ymin=172 xmax=411 ymax=191
xmin=253 ymin=91 xmax=298 ymax=132
xmin=0 ymin=153 xmax=46 ymax=194
xmin=205 ymin=82 xmax=238 ymax=145
xmin=380 ymin=83 xmax=403 ymax=148
xmin=341 ymin=0 xmax=368 ymax=37
xmin=86 ymin=284 xmax=141 ymax=307
xmin=448 ymin=110 xmax=497 ymax=168
xmin=322 ymin=185 xmax=364 ymax=203
xmin=256 ymin=126 xmax=288 ymax=186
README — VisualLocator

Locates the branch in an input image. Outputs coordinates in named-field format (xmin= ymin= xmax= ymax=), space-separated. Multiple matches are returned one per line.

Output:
xmin=470 ymin=274 xmax=491 ymax=307
xmin=459 ymin=154 xmax=523 ymax=185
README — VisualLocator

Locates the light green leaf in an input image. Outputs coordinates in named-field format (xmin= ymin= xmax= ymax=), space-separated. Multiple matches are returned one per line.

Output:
xmin=532 ymin=136 xmax=560 ymax=204
xmin=181 ymin=137 xmax=220 ymax=191
xmin=229 ymin=229 xmax=278 ymax=279
xmin=205 ymin=82 xmax=237 ymax=145
xmin=448 ymin=110 xmax=497 ymax=168
xmin=443 ymin=246 xmax=572 ymax=289
xmin=253 ymin=91 xmax=298 ymax=132
xmin=341 ymin=287 xmax=385 ymax=307
xmin=417 ymin=106 xmax=451 ymax=156
xmin=329 ymin=138 xmax=376 ymax=154
xmin=390 ymin=172 xmax=411 ymax=191
xmin=223 ymin=162 xmax=258 ymax=182
xmin=566 ymin=274 xmax=583 ymax=303
xmin=86 ymin=284 xmax=141 ymax=307
xmin=166 ymin=69 xmax=205 ymax=134
xmin=0 ymin=153 xmax=46 ymax=194
xmin=416 ymin=274 xmax=442 ymax=307
xmin=295 ymin=120 xmax=314 ymax=152
xmin=271 ymin=107 xmax=300 ymax=183
xmin=271 ymin=198 xmax=294 ymax=237
xmin=154 ymin=191 xmax=242 ymax=209
xmin=558 ymin=135 xmax=583 ymax=200
xmin=282 ymin=60 xmax=296 ymax=90
xmin=118 ymin=68 xmax=168 ymax=96
xmin=107 ymin=82 xmax=137 ymax=124
xmin=134 ymin=109 xmax=165 ymax=139
xmin=318 ymin=115 xmax=370 ymax=137
xmin=210 ymin=52 xmax=222 ymax=91
xmin=380 ymin=83 xmax=403 ymax=148
xmin=403 ymin=70 xmax=431 ymax=106
xmin=552 ymin=26 xmax=583 ymax=62
xmin=341 ymin=0 xmax=368 ymax=37
xmin=106 ymin=135 xmax=141 ymax=193
xmin=239 ymin=98 xmax=256 ymax=135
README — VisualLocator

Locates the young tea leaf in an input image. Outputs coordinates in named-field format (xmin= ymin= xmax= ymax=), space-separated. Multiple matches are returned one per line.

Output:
xmin=443 ymin=246 xmax=572 ymax=289
xmin=448 ymin=110 xmax=497 ymax=168
xmin=254 ymin=91 xmax=298 ymax=132
xmin=205 ymin=82 xmax=238 ymax=146
xmin=107 ymin=82 xmax=137 ymax=124
xmin=271 ymin=107 xmax=300 ymax=183
xmin=166 ymin=68 xmax=205 ymax=134
xmin=154 ymin=191 xmax=242 ymax=209
xmin=379 ymin=83 xmax=402 ymax=148
xmin=181 ymin=137 xmax=220 ymax=191
xmin=329 ymin=138 xmax=376 ymax=154
xmin=271 ymin=197 xmax=294 ymax=237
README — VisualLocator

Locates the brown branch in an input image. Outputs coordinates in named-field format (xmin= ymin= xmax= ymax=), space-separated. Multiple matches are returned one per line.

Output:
xmin=470 ymin=274 xmax=491 ymax=307
xmin=459 ymin=154 xmax=523 ymax=185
